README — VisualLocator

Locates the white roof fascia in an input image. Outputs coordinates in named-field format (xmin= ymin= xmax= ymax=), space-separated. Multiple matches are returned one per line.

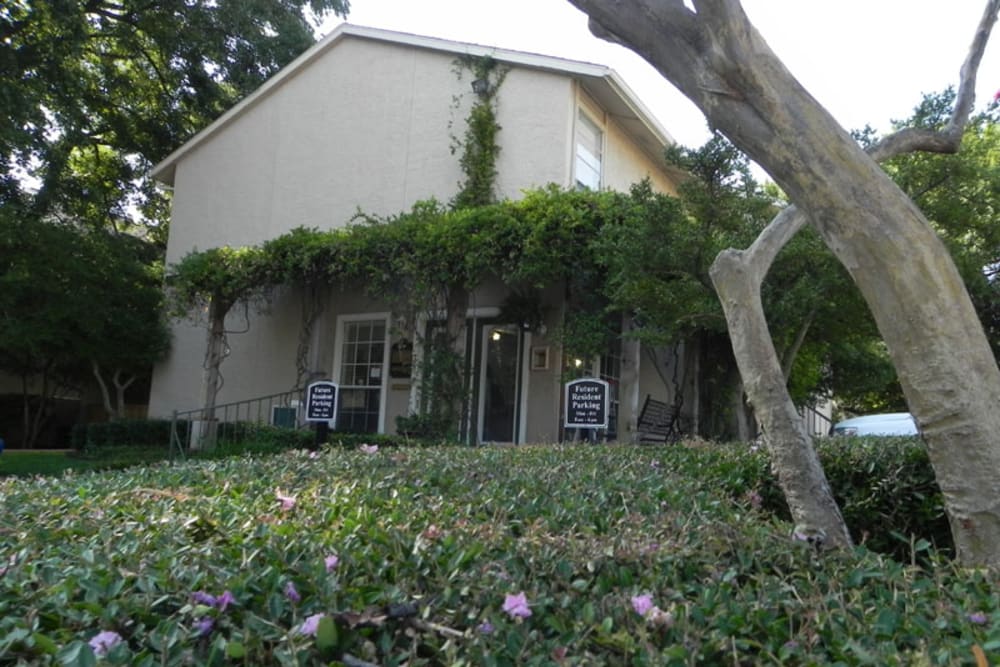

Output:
xmin=151 ymin=24 xmax=673 ymax=185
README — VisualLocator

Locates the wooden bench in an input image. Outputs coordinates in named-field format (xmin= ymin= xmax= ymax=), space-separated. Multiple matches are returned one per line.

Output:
xmin=636 ymin=395 xmax=682 ymax=443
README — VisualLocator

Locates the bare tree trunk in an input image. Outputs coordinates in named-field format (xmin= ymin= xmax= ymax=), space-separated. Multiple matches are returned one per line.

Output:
xmin=569 ymin=0 xmax=1000 ymax=564
xmin=713 ymin=229 xmax=852 ymax=547
xmin=112 ymin=370 xmax=136 ymax=420
xmin=92 ymin=360 xmax=115 ymax=419
xmin=92 ymin=362 xmax=137 ymax=420
xmin=200 ymin=297 xmax=228 ymax=448
xmin=731 ymin=379 xmax=751 ymax=443
xmin=295 ymin=284 xmax=326 ymax=390
xmin=781 ymin=308 xmax=817 ymax=383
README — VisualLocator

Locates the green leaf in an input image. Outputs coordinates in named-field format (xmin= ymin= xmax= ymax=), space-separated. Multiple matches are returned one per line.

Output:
xmin=225 ymin=641 xmax=246 ymax=660
xmin=316 ymin=615 xmax=339 ymax=653
xmin=57 ymin=641 xmax=97 ymax=667
xmin=32 ymin=632 xmax=58 ymax=655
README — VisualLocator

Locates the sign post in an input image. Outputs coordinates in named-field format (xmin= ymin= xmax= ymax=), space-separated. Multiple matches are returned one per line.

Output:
xmin=305 ymin=381 xmax=338 ymax=450
xmin=564 ymin=378 xmax=609 ymax=441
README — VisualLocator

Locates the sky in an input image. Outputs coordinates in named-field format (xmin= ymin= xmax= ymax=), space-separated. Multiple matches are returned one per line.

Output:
xmin=320 ymin=0 xmax=1000 ymax=150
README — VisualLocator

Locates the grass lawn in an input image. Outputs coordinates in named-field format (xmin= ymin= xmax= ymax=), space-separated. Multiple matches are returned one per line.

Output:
xmin=0 ymin=447 xmax=167 ymax=477
xmin=0 ymin=450 xmax=89 ymax=477
xmin=1 ymin=441 xmax=996 ymax=665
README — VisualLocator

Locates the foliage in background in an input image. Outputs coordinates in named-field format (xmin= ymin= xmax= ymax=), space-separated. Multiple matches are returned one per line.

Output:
xmin=0 ymin=212 xmax=169 ymax=446
xmin=1 ymin=442 xmax=994 ymax=665
xmin=1 ymin=0 xmax=349 ymax=239
xmin=884 ymin=91 xmax=1000 ymax=358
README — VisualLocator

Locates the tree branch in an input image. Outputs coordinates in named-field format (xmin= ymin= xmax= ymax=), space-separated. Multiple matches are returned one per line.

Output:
xmin=871 ymin=0 xmax=999 ymax=161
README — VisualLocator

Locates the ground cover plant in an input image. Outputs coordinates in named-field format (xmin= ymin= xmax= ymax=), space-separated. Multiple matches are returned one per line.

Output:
xmin=1 ymin=443 xmax=998 ymax=665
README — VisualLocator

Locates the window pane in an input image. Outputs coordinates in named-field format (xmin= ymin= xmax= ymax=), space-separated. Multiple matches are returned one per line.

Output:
xmin=575 ymin=110 xmax=602 ymax=190
xmin=336 ymin=318 xmax=387 ymax=434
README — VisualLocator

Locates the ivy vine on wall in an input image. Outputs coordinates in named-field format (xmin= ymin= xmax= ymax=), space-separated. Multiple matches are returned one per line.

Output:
xmin=450 ymin=55 xmax=508 ymax=209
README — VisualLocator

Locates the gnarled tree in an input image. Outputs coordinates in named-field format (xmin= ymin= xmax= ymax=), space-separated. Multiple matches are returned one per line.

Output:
xmin=567 ymin=0 xmax=1000 ymax=565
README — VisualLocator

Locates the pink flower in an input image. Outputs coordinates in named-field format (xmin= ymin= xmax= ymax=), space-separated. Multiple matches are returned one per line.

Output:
xmin=502 ymin=591 xmax=532 ymax=618
xmin=275 ymin=489 xmax=296 ymax=511
xmin=993 ymin=89 xmax=1000 ymax=103
xmin=359 ymin=444 xmax=379 ymax=454
xmin=88 ymin=630 xmax=123 ymax=657
xmin=324 ymin=554 xmax=340 ymax=572
xmin=631 ymin=594 xmax=654 ymax=617
xmin=297 ymin=613 xmax=325 ymax=636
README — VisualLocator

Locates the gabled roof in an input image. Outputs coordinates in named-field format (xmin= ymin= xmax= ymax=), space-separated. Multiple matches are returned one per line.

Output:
xmin=151 ymin=24 xmax=675 ymax=186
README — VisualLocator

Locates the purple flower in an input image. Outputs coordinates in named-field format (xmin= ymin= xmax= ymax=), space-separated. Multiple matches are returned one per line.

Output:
xmin=216 ymin=590 xmax=236 ymax=612
xmin=477 ymin=621 xmax=494 ymax=635
xmin=324 ymin=554 xmax=340 ymax=572
xmin=631 ymin=594 xmax=654 ymax=617
xmin=502 ymin=592 xmax=532 ymax=619
xmin=969 ymin=612 xmax=989 ymax=625
xmin=88 ymin=630 xmax=123 ymax=657
xmin=285 ymin=581 xmax=301 ymax=603
xmin=359 ymin=444 xmax=379 ymax=454
xmin=192 ymin=591 xmax=217 ymax=607
xmin=195 ymin=617 xmax=214 ymax=637
xmin=297 ymin=613 xmax=325 ymax=637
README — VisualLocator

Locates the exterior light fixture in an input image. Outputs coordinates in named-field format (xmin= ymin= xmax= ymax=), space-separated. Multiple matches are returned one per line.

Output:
xmin=471 ymin=78 xmax=490 ymax=97
xmin=574 ymin=358 xmax=583 ymax=368
xmin=492 ymin=330 xmax=502 ymax=341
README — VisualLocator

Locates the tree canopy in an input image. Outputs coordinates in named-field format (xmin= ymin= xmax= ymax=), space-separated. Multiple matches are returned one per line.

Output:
xmin=1 ymin=0 xmax=349 ymax=239
xmin=0 ymin=211 xmax=169 ymax=445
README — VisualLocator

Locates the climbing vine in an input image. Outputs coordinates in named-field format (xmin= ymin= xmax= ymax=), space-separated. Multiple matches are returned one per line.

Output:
xmin=450 ymin=55 xmax=508 ymax=209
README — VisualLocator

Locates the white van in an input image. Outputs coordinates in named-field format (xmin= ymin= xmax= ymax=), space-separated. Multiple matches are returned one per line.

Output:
xmin=831 ymin=412 xmax=919 ymax=436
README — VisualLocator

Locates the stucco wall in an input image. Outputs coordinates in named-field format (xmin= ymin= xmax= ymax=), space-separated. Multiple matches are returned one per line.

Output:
xmin=164 ymin=37 xmax=573 ymax=265
xmin=604 ymin=117 xmax=678 ymax=196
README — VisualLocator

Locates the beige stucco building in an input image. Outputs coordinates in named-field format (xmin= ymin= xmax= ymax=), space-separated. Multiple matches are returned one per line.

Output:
xmin=149 ymin=25 xmax=688 ymax=444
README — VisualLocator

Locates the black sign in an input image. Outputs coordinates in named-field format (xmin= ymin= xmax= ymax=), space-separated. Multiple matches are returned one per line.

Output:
xmin=564 ymin=378 xmax=609 ymax=429
xmin=305 ymin=381 xmax=338 ymax=422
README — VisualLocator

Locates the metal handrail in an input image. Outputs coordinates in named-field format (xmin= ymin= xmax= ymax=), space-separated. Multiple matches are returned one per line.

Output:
xmin=169 ymin=388 xmax=305 ymax=458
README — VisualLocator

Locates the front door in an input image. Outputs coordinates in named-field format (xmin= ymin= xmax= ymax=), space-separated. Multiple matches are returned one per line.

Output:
xmin=477 ymin=324 xmax=522 ymax=443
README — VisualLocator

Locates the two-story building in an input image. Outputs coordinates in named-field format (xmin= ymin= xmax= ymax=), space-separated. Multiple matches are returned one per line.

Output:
xmin=148 ymin=24 xmax=688 ymax=444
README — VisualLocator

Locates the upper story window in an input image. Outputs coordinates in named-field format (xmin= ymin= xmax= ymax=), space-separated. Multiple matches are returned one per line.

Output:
xmin=574 ymin=109 xmax=603 ymax=190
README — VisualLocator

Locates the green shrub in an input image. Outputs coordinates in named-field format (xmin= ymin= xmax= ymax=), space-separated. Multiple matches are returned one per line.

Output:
xmin=675 ymin=436 xmax=950 ymax=561
xmin=72 ymin=419 xmax=179 ymax=451
xmin=326 ymin=430 xmax=450 ymax=449
xmin=0 ymin=445 xmax=995 ymax=666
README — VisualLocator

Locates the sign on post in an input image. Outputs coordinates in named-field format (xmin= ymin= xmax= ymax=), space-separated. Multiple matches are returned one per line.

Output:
xmin=564 ymin=378 xmax=609 ymax=429
xmin=305 ymin=381 xmax=338 ymax=423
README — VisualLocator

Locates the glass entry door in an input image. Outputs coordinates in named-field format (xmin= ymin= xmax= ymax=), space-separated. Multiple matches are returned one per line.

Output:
xmin=477 ymin=325 xmax=522 ymax=443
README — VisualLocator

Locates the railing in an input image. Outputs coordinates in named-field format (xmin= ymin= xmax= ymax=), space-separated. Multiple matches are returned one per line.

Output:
xmin=169 ymin=389 xmax=304 ymax=460
xmin=799 ymin=404 xmax=833 ymax=437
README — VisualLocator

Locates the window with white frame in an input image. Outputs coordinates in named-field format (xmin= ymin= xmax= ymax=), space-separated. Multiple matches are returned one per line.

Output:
xmin=335 ymin=316 xmax=388 ymax=433
xmin=575 ymin=109 xmax=603 ymax=190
